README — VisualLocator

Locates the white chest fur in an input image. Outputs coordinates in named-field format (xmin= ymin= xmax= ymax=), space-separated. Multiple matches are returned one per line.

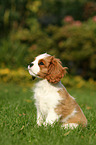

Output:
xmin=33 ymin=79 xmax=62 ymax=124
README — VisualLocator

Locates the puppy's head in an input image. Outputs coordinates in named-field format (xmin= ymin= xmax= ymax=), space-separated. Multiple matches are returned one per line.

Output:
xmin=28 ymin=53 xmax=67 ymax=83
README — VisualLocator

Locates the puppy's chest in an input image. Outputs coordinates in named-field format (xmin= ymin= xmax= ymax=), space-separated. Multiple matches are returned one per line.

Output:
xmin=33 ymin=80 xmax=62 ymax=113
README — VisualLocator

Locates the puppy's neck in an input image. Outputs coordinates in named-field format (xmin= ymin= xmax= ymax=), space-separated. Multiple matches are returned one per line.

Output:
xmin=35 ymin=79 xmax=63 ymax=91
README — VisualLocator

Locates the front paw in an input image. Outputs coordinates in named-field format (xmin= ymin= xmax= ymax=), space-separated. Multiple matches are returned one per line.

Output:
xmin=43 ymin=122 xmax=48 ymax=126
xmin=37 ymin=120 xmax=42 ymax=126
xmin=43 ymin=120 xmax=54 ymax=126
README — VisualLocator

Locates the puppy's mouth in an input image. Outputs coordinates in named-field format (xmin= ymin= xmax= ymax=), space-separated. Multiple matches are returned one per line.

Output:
xmin=28 ymin=67 xmax=38 ymax=80
xmin=32 ymin=76 xmax=36 ymax=80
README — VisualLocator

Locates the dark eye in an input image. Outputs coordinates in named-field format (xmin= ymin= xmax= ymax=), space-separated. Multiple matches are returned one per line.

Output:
xmin=39 ymin=61 xmax=44 ymax=65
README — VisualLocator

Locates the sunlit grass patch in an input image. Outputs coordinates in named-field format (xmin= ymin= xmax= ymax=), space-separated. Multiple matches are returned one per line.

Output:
xmin=0 ymin=83 xmax=96 ymax=145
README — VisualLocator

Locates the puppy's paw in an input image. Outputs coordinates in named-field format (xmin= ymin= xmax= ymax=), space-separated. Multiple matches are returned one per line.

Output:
xmin=43 ymin=122 xmax=47 ymax=126
xmin=37 ymin=120 xmax=42 ymax=126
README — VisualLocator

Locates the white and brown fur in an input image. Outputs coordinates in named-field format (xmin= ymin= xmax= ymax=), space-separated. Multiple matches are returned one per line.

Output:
xmin=28 ymin=53 xmax=87 ymax=129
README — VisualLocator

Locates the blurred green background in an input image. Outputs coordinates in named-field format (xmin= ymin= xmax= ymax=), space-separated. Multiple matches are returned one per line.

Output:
xmin=0 ymin=0 xmax=96 ymax=84
xmin=1 ymin=1 xmax=96 ymax=144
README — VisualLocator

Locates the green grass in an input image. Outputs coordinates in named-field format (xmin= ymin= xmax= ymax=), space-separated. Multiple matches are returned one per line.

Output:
xmin=0 ymin=83 xmax=96 ymax=145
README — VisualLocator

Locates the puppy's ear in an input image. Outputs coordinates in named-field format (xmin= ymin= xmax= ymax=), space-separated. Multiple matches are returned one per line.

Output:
xmin=45 ymin=56 xmax=68 ymax=83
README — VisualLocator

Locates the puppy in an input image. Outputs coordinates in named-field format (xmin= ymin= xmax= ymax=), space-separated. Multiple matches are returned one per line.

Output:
xmin=28 ymin=53 xmax=87 ymax=129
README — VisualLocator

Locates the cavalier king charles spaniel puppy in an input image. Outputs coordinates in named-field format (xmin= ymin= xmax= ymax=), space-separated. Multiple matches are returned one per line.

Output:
xmin=28 ymin=53 xmax=87 ymax=129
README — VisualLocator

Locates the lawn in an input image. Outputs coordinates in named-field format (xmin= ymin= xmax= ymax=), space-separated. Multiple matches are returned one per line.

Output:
xmin=0 ymin=82 xmax=96 ymax=145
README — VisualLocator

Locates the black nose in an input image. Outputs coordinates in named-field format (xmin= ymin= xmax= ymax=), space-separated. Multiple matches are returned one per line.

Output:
xmin=29 ymin=63 xmax=34 ymax=67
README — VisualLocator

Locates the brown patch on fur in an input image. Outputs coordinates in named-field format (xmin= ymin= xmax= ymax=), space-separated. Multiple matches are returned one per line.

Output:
xmin=55 ymin=88 xmax=87 ymax=127
xmin=38 ymin=56 xmax=68 ymax=84
xmin=65 ymin=105 xmax=87 ymax=127
xmin=37 ymin=56 xmax=52 ymax=78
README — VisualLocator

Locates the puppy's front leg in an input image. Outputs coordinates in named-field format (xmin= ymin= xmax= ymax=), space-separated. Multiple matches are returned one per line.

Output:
xmin=44 ymin=109 xmax=59 ymax=126
xmin=37 ymin=108 xmax=43 ymax=126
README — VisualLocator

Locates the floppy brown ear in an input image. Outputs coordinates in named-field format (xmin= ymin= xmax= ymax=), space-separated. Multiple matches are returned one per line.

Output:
xmin=45 ymin=56 xmax=68 ymax=83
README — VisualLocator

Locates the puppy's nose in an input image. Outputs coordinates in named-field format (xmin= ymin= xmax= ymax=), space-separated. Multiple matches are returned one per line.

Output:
xmin=29 ymin=63 xmax=34 ymax=67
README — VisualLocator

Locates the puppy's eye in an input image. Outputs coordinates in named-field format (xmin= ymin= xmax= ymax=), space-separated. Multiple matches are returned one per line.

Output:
xmin=38 ymin=62 xmax=44 ymax=65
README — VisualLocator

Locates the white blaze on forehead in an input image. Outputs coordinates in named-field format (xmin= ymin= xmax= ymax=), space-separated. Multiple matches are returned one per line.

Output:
xmin=35 ymin=53 xmax=51 ymax=61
